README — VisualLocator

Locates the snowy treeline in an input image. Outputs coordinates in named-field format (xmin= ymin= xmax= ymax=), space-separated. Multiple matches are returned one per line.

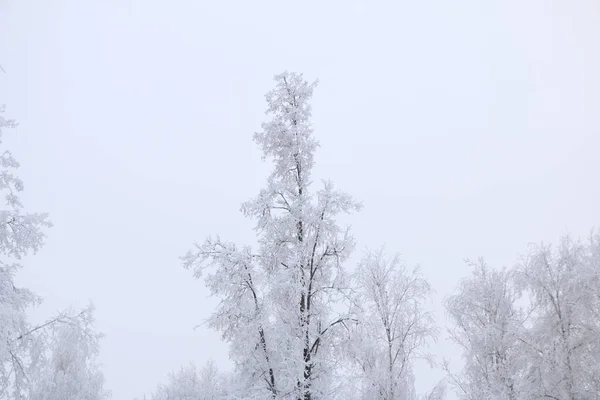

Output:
xmin=140 ymin=73 xmax=600 ymax=400
xmin=2 ymin=72 xmax=599 ymax=400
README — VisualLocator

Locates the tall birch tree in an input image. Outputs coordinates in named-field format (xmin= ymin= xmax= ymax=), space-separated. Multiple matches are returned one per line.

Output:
xmin=183 ymin=72 xmax=361 ymax=400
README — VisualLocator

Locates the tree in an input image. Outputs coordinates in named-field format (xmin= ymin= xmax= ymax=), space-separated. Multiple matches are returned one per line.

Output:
xmin=0 ymin=104 xmax=52 ymax=399
xmin=445 ymin=259 xmax=525 ymax=400
xmin=182 ymin=72 xmax=362 ymax=399
xmin=29 ymin=305 xmax=109 ymax=400
xmin=515 ymin=234 xmax=600 ymax=400
xmin=146 ymin=361 xmax=227 ymax=400
xmin=346 ymin=249 xmax=436 ymax=400
xmin=0 ymin=104 xmax=108 ymax=399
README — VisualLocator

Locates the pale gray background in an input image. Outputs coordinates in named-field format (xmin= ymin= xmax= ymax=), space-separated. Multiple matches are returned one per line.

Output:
xmin=1 ymin=1 xmax=599 ymax=399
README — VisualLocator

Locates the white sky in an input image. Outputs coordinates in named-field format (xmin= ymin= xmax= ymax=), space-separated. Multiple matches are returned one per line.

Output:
xmin=1 ymin=1 xmax=599 ymax=399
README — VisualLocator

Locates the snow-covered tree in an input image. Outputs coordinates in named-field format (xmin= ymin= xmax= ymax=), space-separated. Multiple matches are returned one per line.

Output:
xmin=29 ymin=305 xmax=109 ymax=400
xmin=515 ymin=234 xmax=600 ymax=400
xmin=0 ymin=104 xmax=108 ymax=399
xmin=183 ymin=72 xmax=361 ymax=399
xmin=445 ymin=259 xmax=525 ymax=400
xmin=446 ymin=233 xmax=600 ymax=400
xmin=346 ymin=249 xmax=436 ymax=400
xmin=145 ymin=360 xmax=227 ymax=400
xmin=0 ymin=104 xmax=52 ymax=399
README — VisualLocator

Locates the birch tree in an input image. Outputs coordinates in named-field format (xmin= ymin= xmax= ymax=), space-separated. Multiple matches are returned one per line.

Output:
xmin=29 ymin=306 xmax=109 ymax=400
xmin=147 ymin=361 xmax=227 ymax=400
xmin=515 ymin=234 xmax=600 ymax=400
xmin=183 ymin=72 xmax=361 ymax=400
xmin=347 ymin=249 xmax=436 ymax=400
xmin=0 ymin=104 xmax=108 ymax=399
xmin=445 ymin=259 xmax=525 ymax=400
xmin=0 ymin=104 xmax=52 ymax=399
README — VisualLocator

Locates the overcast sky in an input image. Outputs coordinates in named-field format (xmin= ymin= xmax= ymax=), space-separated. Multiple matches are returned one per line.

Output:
xmin=1 ymin=1 xmax=600 ymax=399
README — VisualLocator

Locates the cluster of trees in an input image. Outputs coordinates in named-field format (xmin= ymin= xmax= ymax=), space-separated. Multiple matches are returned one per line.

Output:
xmin=445 ymin=235 xmax=600 ymax=400
xmin=140 ymin=72 xmax=600 ymax=400
xmin=140 ymin=72 xmax=443 ymax=400
xmin=0 ymin=105 xmax=108 ymax=399
xmin=3 ymin=71 xmax=598 ymax=400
